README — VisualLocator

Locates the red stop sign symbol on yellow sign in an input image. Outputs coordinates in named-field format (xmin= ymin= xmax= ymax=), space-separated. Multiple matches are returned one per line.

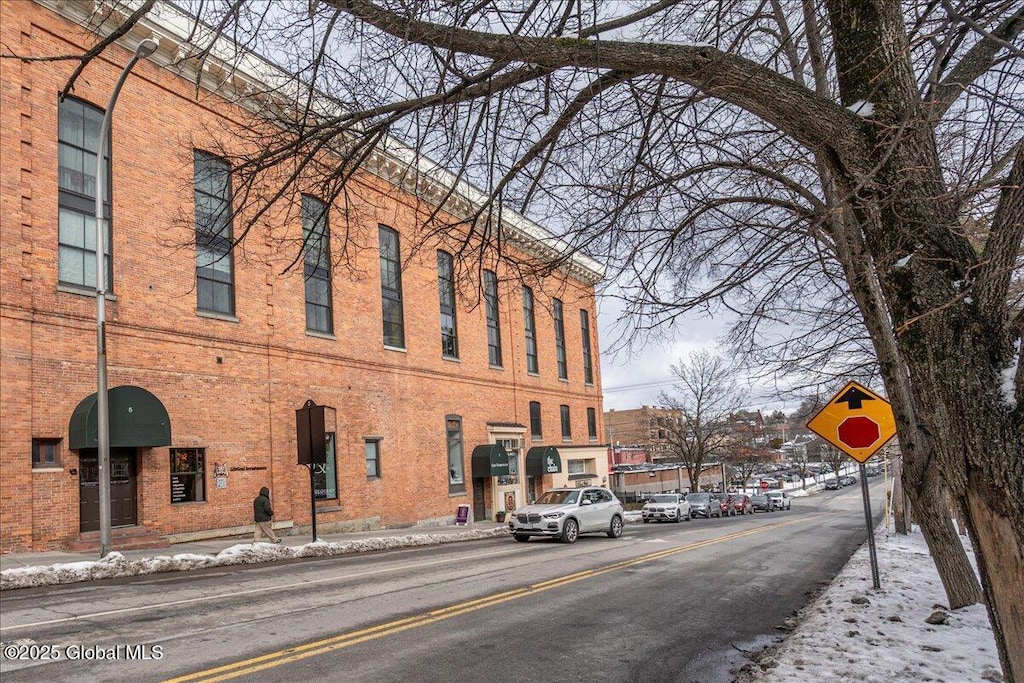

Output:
xmin=806 ymin=381 xmax=897 ymax=462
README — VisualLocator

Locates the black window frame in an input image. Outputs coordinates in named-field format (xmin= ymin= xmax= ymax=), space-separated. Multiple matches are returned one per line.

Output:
xmin=193 ymin=150 xmax=236 ymax=315
xmin=302 ymin=195 xmax=333 ymax=333
xmin=32 ymin=438 xmax=62 ymax=468
xmin=57 ymin=97 xmax=112 ymax=290
xmin=484 ymin=270 xmax=502 ymax=367
xmin=447 ymin=414 xmax=465 ymax=493
xmin=523 ymin=286 xmax=539 ymax=374
xmin=170 ymin=448 xmax=206 ymax=504
xmin=553 ymin=298 xmax=567 ymax=380
xmin=560 ymin=404 xmax=572 ymax=440
xmin=437 ymin=250 xmax=459 ymax=358
xmin=529 ymin=401 xmax=543 ymax=439
xmin=378 ymin=225 xmax=406 ymax=348
xmin=580 ymin=309 xmax=594 ymax=384
xmin=587 ymin=407 xmax=598 ymax=440
xmin=365 ymin=438 xmax=381 ymax=479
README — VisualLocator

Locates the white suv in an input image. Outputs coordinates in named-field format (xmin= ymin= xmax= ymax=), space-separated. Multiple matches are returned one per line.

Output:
xmin=766 ymin=490 xmax=791 ymax=510
xmin=508 ymin=487 xmax=624 ymax=543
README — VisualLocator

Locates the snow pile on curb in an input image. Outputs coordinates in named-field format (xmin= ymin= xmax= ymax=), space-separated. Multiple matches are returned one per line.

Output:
xmin=0 ymin=527 xmax=510 ymax=591
xmin=736 ymin=527 xmax=1000 ymax=682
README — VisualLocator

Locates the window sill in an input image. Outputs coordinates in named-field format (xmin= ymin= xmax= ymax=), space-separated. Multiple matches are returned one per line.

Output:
xmin=306 ymin=329 xmax=336 ymax=340
xmin=31 ymin=467 xmax=63 ymax=473
xmin=316 ymin=505 xmax=342 ymax=513
xmin=384 ymin=344 xmax=407 ymax=353
xmin=527 ymin=372 xmax=540 ymax=378
xmin=568 ymin=473 xmax=595 ymax=481
xmin=559 ymin=378 xmax=569 ymax=383
xmin=171 ymin=500 xmax=207 ymax=505
xmin=197 ymin=309 xmax=239 ymax=323
xmin=58 ymin=284 xmax=116 ymax=300
xmin=442 ymin=355 xmax=461 ymax=363
xmin=489 ymin=364 xmax=504 ymax=371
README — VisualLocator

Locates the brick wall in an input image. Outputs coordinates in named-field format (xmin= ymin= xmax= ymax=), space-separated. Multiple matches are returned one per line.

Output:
xmin=0 ymin=1 xmax=605 ymax=551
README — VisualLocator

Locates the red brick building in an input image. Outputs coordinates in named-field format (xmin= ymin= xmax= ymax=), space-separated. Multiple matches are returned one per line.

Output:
xmin=0 ymin=0 xmax=605 ymax=551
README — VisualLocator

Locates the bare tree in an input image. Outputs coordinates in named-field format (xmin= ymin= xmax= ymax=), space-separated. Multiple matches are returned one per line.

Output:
xmin=659 ymin=351 xmax=748 ymax=492
xmin=20 ymin=0 xmax=1022 ymax=675
xmin=722 ymin=442 xmax=775 ymax=491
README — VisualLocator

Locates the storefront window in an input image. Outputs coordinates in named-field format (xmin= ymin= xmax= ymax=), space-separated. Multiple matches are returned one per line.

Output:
xmin=496 ymin=438 xmax=520 ymax=485
xmin=447 ymin=415 xmax=465 ymax=492
xmin=313 ymin=433 xmax=337 ymax=499
xmin=171 ymin=448 xmax=205 ymax=503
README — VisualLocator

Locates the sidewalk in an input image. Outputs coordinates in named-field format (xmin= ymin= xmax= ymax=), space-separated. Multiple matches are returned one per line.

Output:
xmin=0 ymin=521 xmax=513 ymax=591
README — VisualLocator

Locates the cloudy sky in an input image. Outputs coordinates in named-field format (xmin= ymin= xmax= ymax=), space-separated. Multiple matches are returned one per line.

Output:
xmin=596 ymin=295 xmax=797 ymax=415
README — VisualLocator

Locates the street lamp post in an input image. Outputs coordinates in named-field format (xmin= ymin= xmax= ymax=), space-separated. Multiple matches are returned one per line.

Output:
xmin=96 ymin=38 xmax=158 ymax=558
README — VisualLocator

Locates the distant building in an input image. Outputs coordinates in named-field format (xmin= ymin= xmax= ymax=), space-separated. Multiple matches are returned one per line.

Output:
xmin=603 ymin=406 xmax=683 ymax=462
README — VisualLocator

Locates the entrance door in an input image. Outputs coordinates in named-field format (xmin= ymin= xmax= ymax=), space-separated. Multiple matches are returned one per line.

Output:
xmin=79 ymin=448 xmax=138 ymax=532
xmin=472 ymin=478 xmax=486 ymax=522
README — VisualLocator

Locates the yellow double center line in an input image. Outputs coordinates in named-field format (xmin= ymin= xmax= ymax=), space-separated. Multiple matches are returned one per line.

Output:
xmin=166 ymin=517 xmax=807 ymax=682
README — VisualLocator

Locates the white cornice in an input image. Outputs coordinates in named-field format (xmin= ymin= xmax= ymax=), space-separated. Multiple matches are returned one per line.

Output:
xmin=33 ymin=0 xmax=605 ymax=285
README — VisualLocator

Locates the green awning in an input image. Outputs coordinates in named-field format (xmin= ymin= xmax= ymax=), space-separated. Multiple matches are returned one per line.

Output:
xmin=471 ymin=444 xmax=510 ymax=478
xmin=69 ymin=385 xmax=172 ymax=449
xmin=526 ymin=446 xmax=562 ymax=476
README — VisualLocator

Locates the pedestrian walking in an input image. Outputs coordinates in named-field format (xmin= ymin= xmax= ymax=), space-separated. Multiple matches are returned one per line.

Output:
xmin=253 ymin=486 xmax=281 ymax=543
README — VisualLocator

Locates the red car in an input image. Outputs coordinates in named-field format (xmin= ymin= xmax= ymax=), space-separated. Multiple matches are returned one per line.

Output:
xmin=729 ymin=494 xmax=753 ymax=515
xmin=710 ymin=492 xmax=733 ymax=517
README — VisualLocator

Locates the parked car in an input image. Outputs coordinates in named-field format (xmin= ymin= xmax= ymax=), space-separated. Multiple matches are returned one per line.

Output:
xmin=730 ymin=494 xmax=754 ymax=515
xmin=824 ymin=478 xmax=842 ymax=490
xmin=840 ymin=475 xmax=858 ymax=486
xmin=710 ymin=492 xmax=734 ymax=517
xmin=765 ymin=490 xmax=791 ymax=510
xmin=641 ymin=493 xmax=692 ymax=523
xmin=508 ymin=487 xmax=624 ymax=544
xmin=685 ymin=492 xmax=722 ymax=518
xmin=751 ymin=494 xmax=775 ymax=512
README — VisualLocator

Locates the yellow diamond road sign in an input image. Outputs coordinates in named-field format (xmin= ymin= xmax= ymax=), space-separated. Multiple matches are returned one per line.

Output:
xmin=806 ymin=381 xmax=897 ymax=463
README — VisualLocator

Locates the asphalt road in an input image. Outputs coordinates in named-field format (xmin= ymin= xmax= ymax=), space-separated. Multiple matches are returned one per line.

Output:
xmin=0 ymin=481 xmax=884 ymax=683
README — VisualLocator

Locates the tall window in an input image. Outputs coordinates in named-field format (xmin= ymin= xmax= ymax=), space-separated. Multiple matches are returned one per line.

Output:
xmin=313 ymin=433 xmax=338 ymax=499
xmin=529 ymin=401 xmax=543 ymax=440
xmin=365 ymin=439 xmax=381 ymax=478
xmin=484 ymin=270 xmax=503 ymax=367
xmin=58 ymin=98 xmax=111 ymax=289
xmin=523 ymin=286 xmax=539 ymax=374
xmin=170 ymin=448 xmax=205 ymax=503
xmin=437 ymin=251 xmax=458 ymax=358
xmin=447 ymin=415 xmax=465 ymax=492
xmin=560 ymin=405 xmax=572 ymax=440
xmin=587 ymin=407 xmax=598 ymax=440
xmin=194 ymin=150 xmax=235 ymax=314
xmin=378 ymin=225 xmax=405 ymax=348
xmin=302 ymin=196 xmax=333 ymax=333
xmin=553 ymin=298 xmax=567 ymax=380
xmin=580 ymin=309 xmax=594 ymax=384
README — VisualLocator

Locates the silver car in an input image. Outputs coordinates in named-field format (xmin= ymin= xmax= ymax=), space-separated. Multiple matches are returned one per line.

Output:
xmin=508 ymin=487 xmax=624 ymax=543
xmin=641 ymin=493 xmax=692 ymax=523
xmin=765 ymin=490 xmax=791 ymax=510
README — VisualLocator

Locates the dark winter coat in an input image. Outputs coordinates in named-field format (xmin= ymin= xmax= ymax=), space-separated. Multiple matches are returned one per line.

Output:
xmin=254 ymin=487 xmax=273 ymax=522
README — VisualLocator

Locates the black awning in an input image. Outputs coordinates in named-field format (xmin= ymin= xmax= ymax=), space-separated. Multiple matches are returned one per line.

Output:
xmin=470 ymin=444 xmax=510 ymax=478
xmin=69 ymin=385 xmax=172 ymax=449
xmin=525 ymin=446 xmax=562 ymax=476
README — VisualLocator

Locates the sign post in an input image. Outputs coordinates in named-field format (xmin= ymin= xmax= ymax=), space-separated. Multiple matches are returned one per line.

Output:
xmin=296 ymin=399 xmax=327 ymax=543
xmin=807 ymin=381 xmax=897 ymax=590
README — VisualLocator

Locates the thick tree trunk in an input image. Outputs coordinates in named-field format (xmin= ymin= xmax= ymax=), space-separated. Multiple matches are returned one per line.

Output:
xmin=965 ymin=479 xmax=1024 ymax=681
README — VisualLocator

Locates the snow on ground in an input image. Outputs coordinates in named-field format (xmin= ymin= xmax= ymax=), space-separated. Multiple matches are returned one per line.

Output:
xmin=0 ymin=527 xmax=510 ymax=591
xmin=737 ymin=525 xmax=1002 ymax=683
